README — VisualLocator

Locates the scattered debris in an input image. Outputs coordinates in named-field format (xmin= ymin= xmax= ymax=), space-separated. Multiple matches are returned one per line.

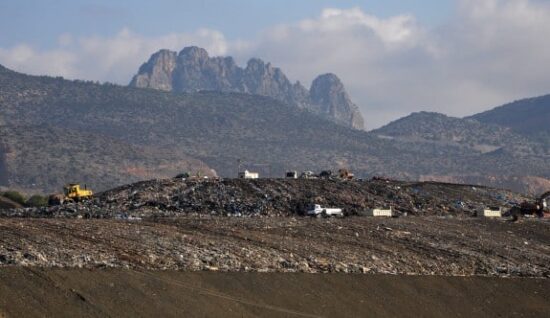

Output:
xmin=338 ymin=168 xmax=354 ymax=180
xmin=0 ymin=216 xmax=547 ymax=277
xmin=299 ymin=171 xmax=315 ymax=179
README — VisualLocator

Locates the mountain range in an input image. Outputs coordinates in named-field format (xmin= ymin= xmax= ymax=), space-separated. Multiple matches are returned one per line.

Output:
xmin=129 ymin=47 xmax=364 ymax=129
xmin=0 ymin=59 xmax=549 ymax=195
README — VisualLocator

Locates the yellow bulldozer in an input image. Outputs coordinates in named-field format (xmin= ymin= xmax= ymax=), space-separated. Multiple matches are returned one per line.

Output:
xmin=48 ymin=183 xmax=93 ymax=205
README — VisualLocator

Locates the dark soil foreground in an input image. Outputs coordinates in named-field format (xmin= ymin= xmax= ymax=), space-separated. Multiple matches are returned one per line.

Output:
xmin=0 ymin=268 xmax=548 ymax=318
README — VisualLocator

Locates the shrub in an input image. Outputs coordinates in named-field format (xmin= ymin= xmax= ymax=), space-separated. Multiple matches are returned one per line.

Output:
xmin=2 ymin=191 xmax=26 ymax=205
xmin=26 ymin=194 xmax=48 ymax=207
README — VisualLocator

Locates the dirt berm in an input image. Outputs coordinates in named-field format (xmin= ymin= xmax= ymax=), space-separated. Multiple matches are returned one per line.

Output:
xmin=0 ymin=268 xmax=548 ymax=318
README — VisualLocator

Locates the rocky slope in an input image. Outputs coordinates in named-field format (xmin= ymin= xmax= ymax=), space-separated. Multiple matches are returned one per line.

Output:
xmin=130 ymin=47 xmax=364 ymax=129
xmin=1 ymin=65 xmax=549 ymax=194
xmin=0 ymin=124 xmax=214 ymax=193
xmin=469 ymin=94 xmax=550 ymax=143
xmin=372 ymin=111 xmax=550 ymax=194
xmin=372 ymin=111 xmax=545 ymax=155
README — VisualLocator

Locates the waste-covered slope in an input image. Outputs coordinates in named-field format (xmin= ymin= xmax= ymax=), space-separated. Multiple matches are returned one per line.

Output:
xmin=3 ymin=178 xmax=529 ymax=218
xmin=0 ymin=216 xmax=548 ymax=277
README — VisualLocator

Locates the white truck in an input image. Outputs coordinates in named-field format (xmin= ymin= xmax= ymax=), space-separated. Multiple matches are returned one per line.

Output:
xmin=307 ymin=204 xmax=343 ymax=218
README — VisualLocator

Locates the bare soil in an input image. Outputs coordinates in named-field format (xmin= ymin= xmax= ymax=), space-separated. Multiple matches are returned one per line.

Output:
xmin=0 ymin=268 xmax=548 ymax=318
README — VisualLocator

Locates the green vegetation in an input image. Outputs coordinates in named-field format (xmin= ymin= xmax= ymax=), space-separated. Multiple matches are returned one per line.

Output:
xmin=26 ymin=194 xmax=48 ymax=207
xmin=2 ymin=191 xmax=26 ymax=205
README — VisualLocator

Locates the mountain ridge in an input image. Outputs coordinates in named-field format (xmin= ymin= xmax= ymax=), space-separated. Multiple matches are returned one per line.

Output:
xmin=0 ymin=64 xmax=548 ymax=194
xmin=129 ymin=46 xmax=365 ymax=129
xmin=468 ymin=94 xmax=550 ymax=145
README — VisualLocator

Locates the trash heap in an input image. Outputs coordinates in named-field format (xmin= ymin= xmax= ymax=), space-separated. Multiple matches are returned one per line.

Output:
xmin=0 ymin=178 xmax=530 ymax=219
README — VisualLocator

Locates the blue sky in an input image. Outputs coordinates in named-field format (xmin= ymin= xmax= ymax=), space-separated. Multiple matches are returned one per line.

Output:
xmin=1 ymin=0 xmax=549 ymax=128
xmin=0 ymin=0 xmax=452 ymax=49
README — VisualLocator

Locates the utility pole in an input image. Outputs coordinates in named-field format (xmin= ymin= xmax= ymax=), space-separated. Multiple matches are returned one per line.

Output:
xmin=237 ymin=158 xmax=242 ymax=178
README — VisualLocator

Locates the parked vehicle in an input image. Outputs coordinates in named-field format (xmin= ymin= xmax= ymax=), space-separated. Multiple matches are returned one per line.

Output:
xmin=307 ymin=204 xmax=343 ymax=217
xmin=286 ymin=171 xmax=298 ymax=179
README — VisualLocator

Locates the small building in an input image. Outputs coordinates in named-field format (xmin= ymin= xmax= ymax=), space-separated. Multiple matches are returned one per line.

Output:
xmin=480 ymin=207 xmax=502 ymax=218
xmin=366 ymin=207 xmax=393 ymax=217
xmin=238 ymin=170 xmax=259 ymax=179
xmin=286 ymin=171 xmax=298 ymax=179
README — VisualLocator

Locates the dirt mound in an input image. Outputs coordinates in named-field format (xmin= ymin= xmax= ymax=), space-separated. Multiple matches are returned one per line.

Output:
xmin=0 ymin=196 xmax=21 ymax=210
xmin=1 ymin=178 xmax=530 ymax=218
xmin=0 ymin=268 xmax=548 ymax=318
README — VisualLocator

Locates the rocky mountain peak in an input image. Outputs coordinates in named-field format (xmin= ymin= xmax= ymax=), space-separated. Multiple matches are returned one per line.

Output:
xmin=130 ymin=49 xmax=177 ymax=91
xmin=246 ymin=58 xmax=266 ymax=70
xmin=310 ymin=73 xmax=364 ymax=129
xmin=178 ymin=46 xmax=210 ymax=62
xmin=130 ymin=47 xmax=365 ymax=129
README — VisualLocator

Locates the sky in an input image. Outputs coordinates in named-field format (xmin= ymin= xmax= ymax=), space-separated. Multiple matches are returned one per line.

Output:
xmin=1 ymin=0 xmax=549 ymax=129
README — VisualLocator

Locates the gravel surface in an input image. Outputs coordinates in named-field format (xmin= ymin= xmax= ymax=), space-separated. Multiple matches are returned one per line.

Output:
xmin=1 ymin=216 xmax=548 ymax=277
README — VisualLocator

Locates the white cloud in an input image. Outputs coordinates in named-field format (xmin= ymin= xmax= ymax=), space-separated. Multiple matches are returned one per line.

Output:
xmin=1 ymin=0 xmax=550 ymax=129
xmin=233 ymin=0 xmax=550 ymax=128
xmin=0 ymin=28 xmax=228 ymax=84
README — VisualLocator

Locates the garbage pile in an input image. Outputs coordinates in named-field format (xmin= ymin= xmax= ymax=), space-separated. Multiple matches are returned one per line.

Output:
xmin=0 ymin=178 xmax=530 ymax=219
